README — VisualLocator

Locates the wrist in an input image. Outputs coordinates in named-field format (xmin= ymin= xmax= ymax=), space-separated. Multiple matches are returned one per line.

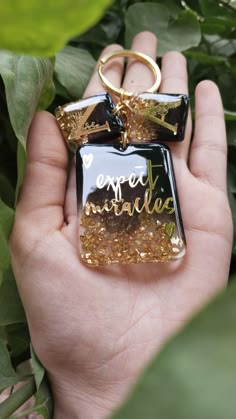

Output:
xmin=49 ymin=373 xmax=125 ymax=419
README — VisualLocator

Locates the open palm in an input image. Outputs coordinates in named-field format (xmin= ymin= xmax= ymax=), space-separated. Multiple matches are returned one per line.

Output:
xmin=10 ymin=33 xmax=232 ymax=419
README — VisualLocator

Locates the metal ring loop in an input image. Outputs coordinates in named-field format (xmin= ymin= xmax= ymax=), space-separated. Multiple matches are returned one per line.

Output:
xmin=98 ymin=50 xmax=161 ymax=98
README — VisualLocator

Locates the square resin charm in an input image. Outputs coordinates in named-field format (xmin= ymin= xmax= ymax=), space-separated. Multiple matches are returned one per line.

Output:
xmin=124 ymin=93 xmax=189 ymax=143
xmin=76 ymin=144 xmax=186 ymax=266
xmin=55 ymin=93 xmax=124 ymax=151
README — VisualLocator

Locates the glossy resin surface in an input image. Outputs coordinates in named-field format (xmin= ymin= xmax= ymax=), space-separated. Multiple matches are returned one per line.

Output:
xmin=122 ymin=93 xmax=189 ymax=143
xmin=76 ymin=143 xmax=186 ymax=266
xmin=55 ymin=93 xmax=124 ymax=150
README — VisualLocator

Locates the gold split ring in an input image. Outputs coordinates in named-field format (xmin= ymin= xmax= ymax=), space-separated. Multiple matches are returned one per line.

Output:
xmin=98 ymin=50 xmax=161 ymax=98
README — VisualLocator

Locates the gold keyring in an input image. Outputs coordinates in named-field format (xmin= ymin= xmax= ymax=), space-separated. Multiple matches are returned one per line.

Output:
xmin=98 ymin=50 xmax=161 ymax=98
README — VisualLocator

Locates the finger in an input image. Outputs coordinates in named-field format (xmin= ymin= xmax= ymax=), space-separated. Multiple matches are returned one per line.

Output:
xmin=83 ymin=44 xmax=124 ymax=98
xmin=189 ymin=80 xmax=227 ymax=192
xmin=160 ymin=51 xmax=192 ymax=161
xmin=122 ymin=31 xmax=158 ymax=92
xmin=16 ymin=111 xmax=68 ymax=227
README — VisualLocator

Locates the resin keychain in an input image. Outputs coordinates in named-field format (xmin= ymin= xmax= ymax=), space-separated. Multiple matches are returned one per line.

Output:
xmin=55 ymin=50 xmax=189 ymax=266
xmin=77 ymin=143 xmax=185 ymax=265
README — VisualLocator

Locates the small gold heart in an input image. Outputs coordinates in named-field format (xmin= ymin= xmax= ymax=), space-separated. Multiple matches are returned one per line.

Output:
xmin=164 ymin=222 xmax=175 ymax=239
xmin=83 ymin=153 xmax=94 ymax=169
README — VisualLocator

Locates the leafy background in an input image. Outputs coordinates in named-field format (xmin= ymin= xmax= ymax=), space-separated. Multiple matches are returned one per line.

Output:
xmin=0 ymin=0 xmax=236 ymax=417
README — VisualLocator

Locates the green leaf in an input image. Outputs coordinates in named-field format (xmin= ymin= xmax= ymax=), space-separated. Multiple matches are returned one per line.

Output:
xmin=15 ymin=142 xmax=27 ymax=204
xmin=227 ymin=121 xmax=236 ymax=146
xmin=32 ymin=377 xmax=52 ymax=419
xmin=0 ymin=53 xmax=55 ymax=148
xmin=204 ymin=35 xmax=236 ymax=57
xmin=27 ymin=346 xmax=52 ymax=418
xmin=0 ymin=326 xmax=7 ymax=343
xmin=201 ymin=16 xmax=236 ymax=36
xmin=229 ymin=191 xmax=236 ymax=256
xmin=76 ymin=24 xmax=113 ymax=49
xmin=6 ymin=324 xmax=30 ymax=359
xmin=0 ymin=174 xmax=15 ymax=209
xmin=112 ymin=281 xmax=236 ymax=419
xmin=0 ymin=342 xmax=18 ymax=392
xmin=0 ymin=267 xmax=26 ymax=326
xmin=54 ymin=46 xmax=96 ymax=100
xmin=217 ymin=70 xmax=236 ymax=109
xmin=75 ymin=8 xmax=123 ymax=48
xmin=12 ymin=378 xmax=52 ymax=419
xmin=0 ymin=377 xmax=36 ymax=418
xmin=0 ymin=200 xmax=14 ymax=272
xmin=224 ymin=110 xmax=236 ymax=120
xmin=125 ymin=4 xmax=201 ymax=56
xmin=30 ymin=346 xmax=45 ymax=390
xmin=0 ymin=201 xmax=14 ymax=243
xmin=185 ymin=49 xmax=228 ymax=65
xmin=0 ymin=0 xmax=111 ymax=56
xmin=199 ymin=0 xmax=221 ymax=16
xmin=199 ymin=0 xmax=236 ymax=18
xmin=228 ymin=163 xmax=236 ymax=193
xmin=182 ymin=0 xmax=202 ymax=15
xmin=54 ymin=79 xmax=71 ymax=100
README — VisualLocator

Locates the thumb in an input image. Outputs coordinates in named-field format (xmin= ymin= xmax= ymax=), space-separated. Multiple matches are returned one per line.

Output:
xmin=11 ymin=111 xmax=68 ymax=258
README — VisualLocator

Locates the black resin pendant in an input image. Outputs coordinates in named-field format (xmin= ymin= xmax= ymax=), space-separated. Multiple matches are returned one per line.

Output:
xmin=55 ymin=92 xmax=189 ymax=151
xmin=120 ymin=93 xmax=189 ymax=143
xmin=76 ymin=143 xmax=186 ymax=266
xmin=55 ymin=93 xmax=124 ymax=151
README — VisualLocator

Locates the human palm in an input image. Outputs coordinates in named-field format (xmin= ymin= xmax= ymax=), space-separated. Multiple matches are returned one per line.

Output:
xmin=10 ymin=33 xmax=232 ymax=418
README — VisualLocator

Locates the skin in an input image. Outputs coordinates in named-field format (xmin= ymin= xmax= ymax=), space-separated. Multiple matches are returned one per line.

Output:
xmin=10 ymin=32 xmax=233 ymax=418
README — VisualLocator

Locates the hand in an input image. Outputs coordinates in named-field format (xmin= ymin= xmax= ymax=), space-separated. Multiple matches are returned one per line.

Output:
xmin=10 ymin=32 xmax=233 ymax=419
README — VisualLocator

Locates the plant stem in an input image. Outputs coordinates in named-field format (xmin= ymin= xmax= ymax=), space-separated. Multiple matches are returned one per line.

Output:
xmin=0 ymin=377 xmax=36 ymax=418
xmin=219 ymin=0 xmax=236 ymax=12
